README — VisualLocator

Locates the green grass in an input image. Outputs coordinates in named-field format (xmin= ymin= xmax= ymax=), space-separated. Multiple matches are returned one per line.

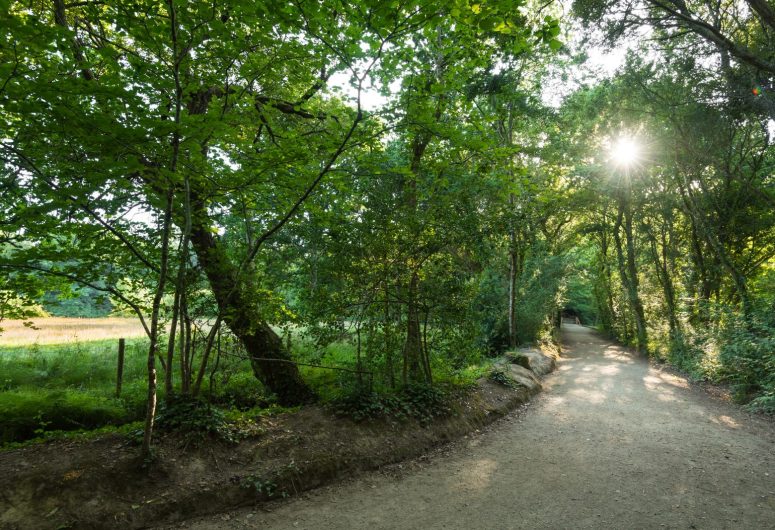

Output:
xmin=0 ymin=327 xmax=493 ymax=445
xmin=0 ymin=339 xmax=152 ymax=444
xmin=0 ymin=421 xmax=144 ymax=452
xmin=0 ymin=338 xmax=149 ymax=391
xmin=0 ymin=330 xmax=319 ymax=445
xmin=0 ymin=389 xmax=132 ymax=443
xmin=296 ymin=341 xmax=361 ymax=401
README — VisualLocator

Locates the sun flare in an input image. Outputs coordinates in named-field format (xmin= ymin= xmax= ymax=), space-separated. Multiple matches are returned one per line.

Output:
xmin=610 ymin=136 xmax=641 ymax=167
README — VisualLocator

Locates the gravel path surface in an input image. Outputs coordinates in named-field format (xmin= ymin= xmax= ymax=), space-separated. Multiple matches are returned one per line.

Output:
xmin=172 ymin=324 xmax=775 ymax=529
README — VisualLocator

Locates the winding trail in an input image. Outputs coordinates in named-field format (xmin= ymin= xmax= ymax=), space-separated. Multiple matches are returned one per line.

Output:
xmin=177 ymin=324 xmax=775 ymax=529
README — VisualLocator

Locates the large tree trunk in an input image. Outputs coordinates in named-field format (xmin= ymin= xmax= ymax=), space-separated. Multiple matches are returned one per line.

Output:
xmin=402 ymin=272 xmax=426 ymax=384
xmin=614 ymin=197 xmax=648 ymax=354
xmin=645 ymin=222 xmax=681 ymax=341
xmin=187 ymin=207 xmax=313 ymax=406
xmin=508 ymin=242 xmax=518 ymax=349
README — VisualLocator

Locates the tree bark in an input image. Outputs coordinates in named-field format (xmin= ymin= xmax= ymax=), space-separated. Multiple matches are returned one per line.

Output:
xmin=187 ymin=206 xmax=313 ymax=406
xmin=598 ymin=226 xmax=616 ymax=332
xmin=402 ymin=271 xmax=425 ymax=384
xmin=687 ymin=221 xmax=712 ymax=323
xmin=508 ymin=221 xmax=518 ymax=349
xmin=624 ymin=205 xmax=648 ymax=351
xmin=141 ymin=192 xmax=173 ymax=460
xmin=645 ymin=221 xmax=681 ymax=340
xmin=164 ymin=286 xmax=179 ymax=400
xmin=421 ymin=306 xmax=433 ymax=384
xmin=401 ymin=124 xmax=432 ymax=385
xmin=383 ymin=280 xmax=395 ymax=388
xmin=613 ymin=195 xmax=648 ymax=353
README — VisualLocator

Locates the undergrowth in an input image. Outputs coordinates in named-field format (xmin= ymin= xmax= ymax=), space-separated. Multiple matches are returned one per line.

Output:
xmin=0 ymin=388 xmax=133 ymax=443
xmin=329 ymin=383 xmax=463 ymax=425
xmin=0 ymin=421 xmax=143 ymax=452
xmin=154 ymin=398 xmax=239 ymax=444
xmin=0 ymin=326 xmax=501 ymax=445
xmin=652 ymin=305 xmax=775 ymax=414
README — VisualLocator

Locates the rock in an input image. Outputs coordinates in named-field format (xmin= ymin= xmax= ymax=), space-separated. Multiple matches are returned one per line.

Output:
xmin=509 ymin=354 xmax=531 ymax=370
xmin=505 ymin=349 xmax=556 ymax=376
xmin=493 ymin=361 xmax=542 ymax=393
xmin=505 ymin=364 xmax=542 ymax=392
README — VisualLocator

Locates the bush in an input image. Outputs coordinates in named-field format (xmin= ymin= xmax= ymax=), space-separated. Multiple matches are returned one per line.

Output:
xmin=155 ymin=397 xmax=262 ymax=445
xmin=215 ymin=370 xmax=269 ymax=410
xmin=330 ymin=383 xmax=457 ymax=425
xmin=747 ymin=391 xmax=775 ymax=414
xmin=669 ymin=305 xmax=775 ymax=408
xmin=717 ymin=312 xmax=775 ymax=402
xmin=488 ymin=366 xmax=518 ymax=388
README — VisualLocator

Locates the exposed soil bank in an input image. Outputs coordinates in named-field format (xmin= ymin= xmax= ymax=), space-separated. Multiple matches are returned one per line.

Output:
xmin=0 ymin=348 xmax=556 ymax=530
xmin=174 ymin=324 xmax=775 ymax=530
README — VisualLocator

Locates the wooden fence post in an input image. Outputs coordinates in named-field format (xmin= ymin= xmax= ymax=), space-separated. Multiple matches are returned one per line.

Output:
xmin=116 ymin=338 xmax=125 ymax=397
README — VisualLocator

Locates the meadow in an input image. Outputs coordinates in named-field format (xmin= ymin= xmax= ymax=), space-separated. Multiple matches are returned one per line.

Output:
xmin=0 ymin=317 xmax=492 ymax=445
xmin=0 ymin=318 xmax=251 ymax=445
xmin=0 ymin=317 xmax=148 ymax=346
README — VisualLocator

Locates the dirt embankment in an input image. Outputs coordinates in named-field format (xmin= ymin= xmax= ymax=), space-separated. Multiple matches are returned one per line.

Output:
xmin=0 ymin=347 xmax=556 ymax=530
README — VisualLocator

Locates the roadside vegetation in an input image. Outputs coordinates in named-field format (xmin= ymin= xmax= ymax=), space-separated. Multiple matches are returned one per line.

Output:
xmin=0 ymin=319 xmax=505 ymax=445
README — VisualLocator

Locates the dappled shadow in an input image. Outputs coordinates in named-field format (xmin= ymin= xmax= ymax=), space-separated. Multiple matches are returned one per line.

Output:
xmin=545 ymin=325 xmax=752 ymax=431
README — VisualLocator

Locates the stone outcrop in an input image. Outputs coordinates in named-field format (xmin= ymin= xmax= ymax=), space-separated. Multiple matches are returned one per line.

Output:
xmin=505 ymin=348 xmax=557 ymax=376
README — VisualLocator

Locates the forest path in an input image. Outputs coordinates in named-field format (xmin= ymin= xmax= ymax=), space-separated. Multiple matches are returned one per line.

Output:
xmin=172 ymin=325 xmax=775 ymax=529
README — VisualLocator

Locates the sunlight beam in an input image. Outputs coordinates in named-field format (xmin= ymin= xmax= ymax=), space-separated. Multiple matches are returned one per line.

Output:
xmin=610 ymin=136 xmax=641 ymax=168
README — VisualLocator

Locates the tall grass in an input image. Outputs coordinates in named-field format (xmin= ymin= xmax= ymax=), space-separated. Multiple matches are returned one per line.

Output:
xmin=0 ymin=317 xmax=147 ymax=346
xmin=0 ymin=337 xmax=152 ymax=443
xmin=0 ymin=322 xmax=261 ymax=444
xmin=0 ymin=338 xmax=148 ymax=390
xmin=0 ymin=319 xmax=492 ymax=444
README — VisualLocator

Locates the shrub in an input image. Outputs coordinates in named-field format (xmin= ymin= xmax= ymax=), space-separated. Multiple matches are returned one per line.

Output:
xmin=488 ymin=366 xmax=518 ymax=388
xmin=717 ymin=312 xmax=775 ymax=402
xmin=330 ymin=383 xmax=456 ymax=425
xmin=155 ymin=397 xmax=243 ymax=444
xmin=215 ymin=370 xmax=269 ymax=410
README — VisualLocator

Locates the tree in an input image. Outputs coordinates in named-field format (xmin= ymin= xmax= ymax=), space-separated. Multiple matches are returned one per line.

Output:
xmin=574 ymin=0 xmax=775 ymax=75
xmin=0 ymin=0 xmax=446 ymax=405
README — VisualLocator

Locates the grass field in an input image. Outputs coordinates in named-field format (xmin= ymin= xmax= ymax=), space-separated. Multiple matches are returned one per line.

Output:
xmin=1 ymin=317 xmax=233 ymax=445
xmin=0 ymin=317 xmax=152 ymax=444
xmin=0 ymin=317 xmax=148 ymax=346
xmin=0 ymin=318 xmax=330 ymax=445
xmin=0 ymin=318 xmax=487 ymax=445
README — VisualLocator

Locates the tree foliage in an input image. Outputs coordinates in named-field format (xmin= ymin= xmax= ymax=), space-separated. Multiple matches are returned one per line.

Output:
xmin=3 ymin=0 xmax=773 ymax=454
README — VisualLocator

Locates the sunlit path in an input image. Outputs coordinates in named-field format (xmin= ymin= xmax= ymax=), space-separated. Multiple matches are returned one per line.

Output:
xmin=173 ymin=324 xmax=775 ymax=530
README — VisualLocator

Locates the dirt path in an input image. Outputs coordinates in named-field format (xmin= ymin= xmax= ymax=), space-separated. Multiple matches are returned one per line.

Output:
xmin=172 ymin=325 xmax=775 ymax=529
